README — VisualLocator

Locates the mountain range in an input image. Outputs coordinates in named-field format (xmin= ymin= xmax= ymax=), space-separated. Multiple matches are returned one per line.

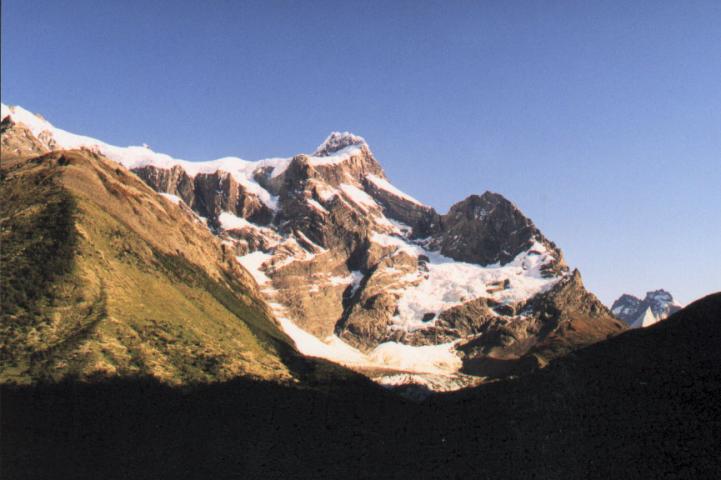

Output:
xmin=0 ymin=104 xmax=625 ymax=390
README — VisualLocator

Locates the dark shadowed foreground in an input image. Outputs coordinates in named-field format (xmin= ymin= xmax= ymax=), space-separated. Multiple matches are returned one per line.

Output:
xmin=2 ymin=294 xmax=720 ymax=479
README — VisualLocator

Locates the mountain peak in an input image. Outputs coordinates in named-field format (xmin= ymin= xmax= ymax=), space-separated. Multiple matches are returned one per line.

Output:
xmin=432 ymin=190 xmax=566 ymax=270
xmin=645 ymin=289 xmax=674 ymax=303
xmin=611 ymin=289 xmax=682 ymax=327
xmin=313 ymin=131 xmax=368 ymax=157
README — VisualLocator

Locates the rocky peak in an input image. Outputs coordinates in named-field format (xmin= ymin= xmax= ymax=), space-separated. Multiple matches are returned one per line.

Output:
xmin=313 ymin=131 xmax=368 ymax=157
xmin=643 ymin=289 xmax=681 ymax=318
xmin=444 ymin=192 xmax=529 ymax=226
xmin=646 ymin=289 xmax=673 ymax=305
xmin=611 ymin=289 xmax=682 ymax=327
xmin=274 ymin=141 xmax=386 ymax=191
xmin=432 ymin=191 xmax=564 ymax=269
xmin=615 ymin=293 xmax=641 ymax=306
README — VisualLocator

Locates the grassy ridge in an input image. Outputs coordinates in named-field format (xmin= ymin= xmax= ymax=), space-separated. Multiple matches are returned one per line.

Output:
xmin=0 ymin=164 xmax=88 ymax=375
xmin=0 ymin=167 xmax=78 ymax=318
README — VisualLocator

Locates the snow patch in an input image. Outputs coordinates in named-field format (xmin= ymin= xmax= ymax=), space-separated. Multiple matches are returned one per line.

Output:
xmin=315 ymin=184 xmax=339 ymax=202
xmin=306 ymin=198 xmax=329 ymax=214
xmin=328 ymin=274 xmax=354 ymax=286
xmin=312 ymin=131 xmax=367 ymax=156
xmin=629 ymin=306 xmax=658 ymax=329
xmin=389 ymin=219 xmax=414 ymax=237
xmin=367 ymin=235 xmax=562 ymax=331
xmin=326 ymin=270 xmax=364 ymax=294
xmin=307 ymin=145 xmax=364 ymax=167
xmin=371 ymin=232 xmax=424 ymax=257
xmin=269 ymin=303 xmax=461 ymax=376
xmin=159 ymin=193 xmax=183 ymax=205
xmin=276 ymin=316 xmax=461 ymax=375
xmin=366 ymin=174 xmax=425 ymax=206
xmin=1 ymin=103 xmax=284 ymax=211
xmin=236 ymin=251 xmax=273 ymax=285
xmin=293 ymin=230 xmax=326 ymax=254
xmin=373 ymin=372 xmax=483 ymax=394
xmin=275 ymin=316 xmax=369 ymax=364
xmin=349 ymin=270 xmax=364 ymax=296
xmin=395 ymin=243 xmax=560 ymax=330
xmin=367 ymin=341 xmax=462 ymax=374
xmin=219 ymin=212 xmax=254 ymax=230
xmin=339 ymin=183 xmax=379 ymax=211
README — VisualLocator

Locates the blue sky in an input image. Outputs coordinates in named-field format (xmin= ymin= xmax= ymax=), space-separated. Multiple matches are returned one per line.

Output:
xmin=2 ymin=0 xmax=720 ymax=305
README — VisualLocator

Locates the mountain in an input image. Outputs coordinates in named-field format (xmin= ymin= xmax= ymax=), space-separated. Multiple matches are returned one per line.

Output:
xmin=611 ymin=289 xmax=682 ymax=328
xmin=3 ymin=293 xmax=719 ymax=479
xmin=0 ymin=118 xmax=361 ymax=387
xmin=1 ymin=103 xmax=625 ymax=390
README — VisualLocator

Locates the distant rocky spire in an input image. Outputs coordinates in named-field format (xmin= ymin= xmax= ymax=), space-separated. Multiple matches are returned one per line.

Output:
xmin=611 ymin=289 xmax=682 ymax=327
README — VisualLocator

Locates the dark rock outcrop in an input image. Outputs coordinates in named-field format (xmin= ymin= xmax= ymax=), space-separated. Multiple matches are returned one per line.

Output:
xmin=432 ymin=192 xmax=564 ymax=269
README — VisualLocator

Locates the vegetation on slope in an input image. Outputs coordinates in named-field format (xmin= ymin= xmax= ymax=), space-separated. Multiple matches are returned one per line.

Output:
xmin=0 ymin=167 xmax=77 ymax=316
xmin=0 ymin=150 xmax=356 ymax=385
xmin=0 ymin=159 xmax=86 ymax=375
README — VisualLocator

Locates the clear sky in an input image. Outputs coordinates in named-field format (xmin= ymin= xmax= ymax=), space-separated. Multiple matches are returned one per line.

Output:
xmin=2 ymin=0 xmax=720 ymax=305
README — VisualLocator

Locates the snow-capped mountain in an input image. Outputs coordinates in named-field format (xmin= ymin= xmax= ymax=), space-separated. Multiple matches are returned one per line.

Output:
xmin=1 ymin=103 xmax=626 ymax=390
xmin=611 ymin=290 xmax=682 ymax=328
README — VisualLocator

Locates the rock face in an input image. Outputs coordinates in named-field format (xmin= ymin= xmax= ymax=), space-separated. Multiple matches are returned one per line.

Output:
xmin=133 ymin=166 xmax=274 ymax=228
xmin=431 ymin=192 xmax=565 ymax=272
xmin=1 ymin=103 xmax=626 ymax=389
xmin=611 ymin=290 xmax=682 ymax=328
xmin=456 ymin=270 xmax=625 ymax=377
xmin=1 ymin=116 xmax=49 ymax=158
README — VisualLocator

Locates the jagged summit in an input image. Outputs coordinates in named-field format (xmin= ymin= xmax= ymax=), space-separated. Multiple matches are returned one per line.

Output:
xmin=611 ymin=289 xmax=682 ymax=328
xmin=430 ymin=191 xmax=565 ymax=269
xmin=313 ymin=131 xmax=368 ymax=157
xmin=646 ymin=289 xmax=674 ymax=306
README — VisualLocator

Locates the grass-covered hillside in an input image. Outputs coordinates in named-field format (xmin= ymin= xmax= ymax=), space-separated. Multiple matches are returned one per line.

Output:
xmin=0 ymin=149 xmax=352 ymax=385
